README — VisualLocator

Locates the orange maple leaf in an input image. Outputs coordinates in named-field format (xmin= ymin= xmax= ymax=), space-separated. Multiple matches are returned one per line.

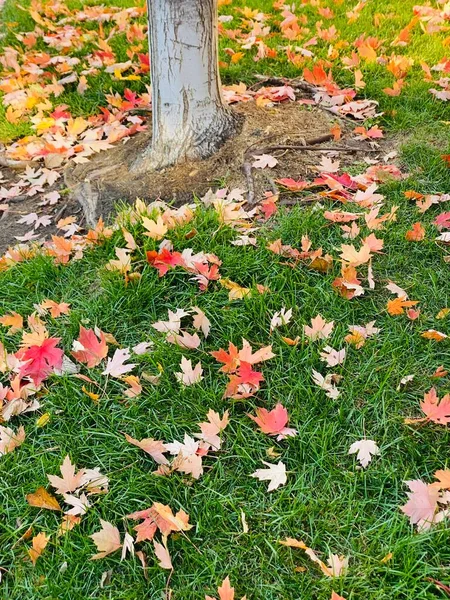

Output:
xmin=386 ymin=297 xmax=419 ymax=316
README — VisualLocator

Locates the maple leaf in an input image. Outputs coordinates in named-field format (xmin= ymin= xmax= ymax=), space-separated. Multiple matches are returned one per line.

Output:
xmin=434 ymin=211 xmax=450 ymax=230
xmin=386 ymin=297 xmax=418 ymax=316
xmin=401 ymin=480 xmax=440 ymax=530
xmin=28 ymin=532 xmax=50 ymax=566
xmin=175 ymin=357 xmax=203 ymax=386
xmin=405 ymin=222 xmax=426 ymax=241
xmin=90 ymin=520 xmax=122 ymax=560
xmin=339 ymin=243 xmax=372 ymax=267
xmin=248 ymin=404 xmax=297 ymax=440
xmin=152 ymin=308 xmax=189 ymax=334
xmin=386 ymin=281 xmax=408 ymax=298
xmin=26 ymin=487 xmax=62 ymax=511
xmin=421 ymin=329 xmax=448 ymax=341
xmin=166 ymin=331 xmax=201 ymax=350
xmin=63 ymin=493 xmax=91 ymax=516
xmin=312 ymin=370 xmax=340 ymax=399
xmin=252 ymin=153 xmax=278 ymax=169
xmin=47 ymin=455 xmax=86 ymax=495
xmin=147 ymin=248 xmax=185 ymax=276
xmin=270 ymin=307 xmax=293 ymax=331
xmin=58 ymin=515 xmax=82 ymax=537
xmin=123 ymin=375 xmax=142 ymax=398
xmin=434 ymin=469 xmax=450 ymax=490
xmin=0 ymin=311 xmax=23 ymax=333
xmin=320 ymin=346 xmax=346 ymax=367
xmin=39 ymin=300 xmax=70 ymax=318
xmin=102 ymin=348 xmax=136 ymax=377
xmin=238 ymin=339 xmax=275 ymax=365
xmin=317 ymin=156 xmax=340 ymax=173
xmin=219 ymin=278 xmax=251 ymax=300
xmin=275 ymin=178 xmax=309 ymax=192
xmin=196 ymin=410 xmax=229 ymax=450
xmin=19 ymin=337 xmax=63 ymax=386
xmin=21 ymin=314 xmax=49 ymax=348
xmin=124 ymin=433 xmax=168 ymax=464
xmin=304 ymin=314 xmax=334 ymax=341
xmin=127 ymin=503 xmax=192 ymax=542
xmin=72 ymin=326 xmax=108 ymax=368
xmin=211 ymin=342 xmax=240 ymax=373
xmin=0 ymin=425 xmax=25 ymax=455
xmin=205 ymin=576 xmax=247 ymax=600
xmin=142 ymin=215 xmax=168 ymax=239
xmin=348 ymin=439 xmax=380 ymax=468
xmin=192 ymin=306 xmax=211 ymax=337
xmin=420 ymin=388 xmax=450 ymax=425
xmin=105 ymin=248 xmax=132 ymax=274
xmin=251 ymin=460 xmax=287 ymax=491
xmin=324 ymin=210 xmax=359 ymax=223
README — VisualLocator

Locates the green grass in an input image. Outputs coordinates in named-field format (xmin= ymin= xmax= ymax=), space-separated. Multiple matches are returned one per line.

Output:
xmin=1 ymin=0 xmax=450 ymax=598
xmin=1 ymin=146 xmax=450 ymax=598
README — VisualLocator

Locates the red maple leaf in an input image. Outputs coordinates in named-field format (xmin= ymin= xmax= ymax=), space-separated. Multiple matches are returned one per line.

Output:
xmin=434 ymin=211 xmax=450 ymax=230
xmin=146 ymin=249 xmax=184 ymax=277
xmin=237 ymin=362 xmax=264 ymax=386
xmin=71 ymin=326 xmax=108 ymax=368
xmin=19 ymin=338 xmax=63 ymax=386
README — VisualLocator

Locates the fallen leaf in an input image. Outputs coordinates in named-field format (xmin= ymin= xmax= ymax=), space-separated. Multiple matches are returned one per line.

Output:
xmin=26 ymin=487 xmax=61 ymax=511
xmin=279 ymin=539 xmax=349 ymax=577
xmin=0 ymin=311 xmax=23 ymax=333
xmin=251 ymin=460 xmax=287 ymax=491
xmin=304 ymin=314 xmax=334 ymax=341
xmin=124 ymin=433 xmax=168 ymax=464
xmin=348 ymin=439 xmax=380 ymax=468
xmin=102 ymin=348 xmax=136 ymax=378
xmin=72 ymin=326 xmax=108 ymax=368
xmin=405 ymin=222 xmax=425 ymax=241
xmin=248 ymin=403 xmax=297 ymax=440
xmin=252 ymin=154 xmax=278 ymax=169
xmin=47 ymin=455 xmax=85 ymax=495
xmin=28 ymin=532 xmax=50 ymax=566
xmin=90 ymin=520 xmax=122 ymax=560
xmin=175 ymin=356 xmax=203 ymax=386
xmin=153 ymin=539 xmax=172 ymax=570
xmin=0 ymin=425 xmax=25 ymax=455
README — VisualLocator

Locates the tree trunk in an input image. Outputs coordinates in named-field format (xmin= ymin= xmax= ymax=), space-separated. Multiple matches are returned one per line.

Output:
xmin=134 ymin=0 xmax=238 ymax=171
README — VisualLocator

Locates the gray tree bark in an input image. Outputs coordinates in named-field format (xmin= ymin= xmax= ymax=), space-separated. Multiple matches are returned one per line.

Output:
xmin=133 ymin=0 xmax=237 ymax=171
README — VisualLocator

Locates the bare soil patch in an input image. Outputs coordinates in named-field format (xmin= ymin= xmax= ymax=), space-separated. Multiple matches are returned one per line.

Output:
xmin=0 ymin=101 xmax=398 ymax=253
xmin=65 ymin=102 xmax=368 ymax=226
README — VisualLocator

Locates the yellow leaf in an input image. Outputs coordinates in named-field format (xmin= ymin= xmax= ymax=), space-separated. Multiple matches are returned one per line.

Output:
xmin=26 ymin=487 xmax=61 ymax=511
xmin=219 ymin=278 xmax=251 ymax=300
xmin=28 ymin=532 xmax=50 ymax=566
xmin=66 ymin=117 xmax=89 ymax=137
xmin=36 ymin=413 xmax=50 ymax=428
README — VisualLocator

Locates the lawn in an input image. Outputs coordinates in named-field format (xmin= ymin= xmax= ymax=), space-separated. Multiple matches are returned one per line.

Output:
xmin=1 ymin=0 xmax=450 ymax=599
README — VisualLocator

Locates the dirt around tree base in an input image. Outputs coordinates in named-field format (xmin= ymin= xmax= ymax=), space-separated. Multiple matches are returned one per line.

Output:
xmin=65 ymin=102 xmax=358 ymax=226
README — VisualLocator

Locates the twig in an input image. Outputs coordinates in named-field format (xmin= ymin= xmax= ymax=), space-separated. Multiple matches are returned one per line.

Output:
xmin=319 ymin=106 xmax=356 ymax=122
xmin=258 ymin=144 xmax=380 ymax=154
xmin=242 ymin=161 xmax=255 ymax=206
xmin=248 ymin=133 xmax=334 ymax=157
xmin=263 ymin=174 xmax=278 ymax=197
xmin=0 ymin=156 xmax=33 ymax=170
